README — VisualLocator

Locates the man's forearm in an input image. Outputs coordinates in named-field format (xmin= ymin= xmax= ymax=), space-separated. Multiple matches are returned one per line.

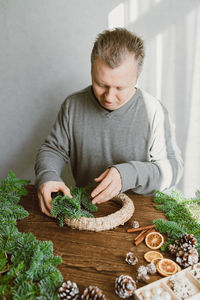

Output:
xmin=34 ymin=147 xmax=67 ymax=189
xmin=113 ymin=157 xmax=183 ymax=195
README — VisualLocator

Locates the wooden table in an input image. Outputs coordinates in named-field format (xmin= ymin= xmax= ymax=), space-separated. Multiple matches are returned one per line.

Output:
xmin=18 ymin=185 xmax=167 ymax=299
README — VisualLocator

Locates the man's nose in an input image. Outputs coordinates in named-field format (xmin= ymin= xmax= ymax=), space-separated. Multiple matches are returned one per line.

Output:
xmin=105 ymin=87 xmax=115 ymax=100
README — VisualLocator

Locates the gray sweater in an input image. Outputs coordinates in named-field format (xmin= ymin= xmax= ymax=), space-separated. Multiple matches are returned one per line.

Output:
xmin=35 ymin=86 xmax=183 ymax=194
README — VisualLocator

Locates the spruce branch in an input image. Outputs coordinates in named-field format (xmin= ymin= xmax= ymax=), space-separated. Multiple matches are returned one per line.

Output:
xmin=0 ymin=171 xmax=63 ymax=299
xmin=81 ymin=194 xmax=98 ymax=213
xmin=153 ymin=219 xmax=186 ymax=239
xmin=51 ymin=185 xmax=98 ymax=227
xmin=153 ymin=189 xmax=200 ymax=254
xmin=195 ymin=190 xmax=200 ymax=198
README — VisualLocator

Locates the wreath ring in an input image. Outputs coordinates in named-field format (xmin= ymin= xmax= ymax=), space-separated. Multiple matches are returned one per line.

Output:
xmin=64 ymin=193 xmax=135 ymax=232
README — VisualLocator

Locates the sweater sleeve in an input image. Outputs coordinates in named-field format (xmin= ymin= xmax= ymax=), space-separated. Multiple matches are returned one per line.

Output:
xmin=34 ymin=102 xmax=70 ymax=189
xmin=113 ymin=104 xmax=184 ymax=195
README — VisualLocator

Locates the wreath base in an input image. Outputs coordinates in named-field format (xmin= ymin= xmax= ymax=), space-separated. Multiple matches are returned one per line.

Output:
xmin=65 ymin=193 xmax=135 ymax=232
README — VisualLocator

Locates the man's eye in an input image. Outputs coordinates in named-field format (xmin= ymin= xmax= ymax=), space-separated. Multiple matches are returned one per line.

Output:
xmin=96 ymin=83 xmax=104 ymax=88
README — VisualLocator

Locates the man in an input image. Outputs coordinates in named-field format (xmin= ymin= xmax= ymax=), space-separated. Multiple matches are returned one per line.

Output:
xmin=35 ymin=28 xmax=183 ymax=216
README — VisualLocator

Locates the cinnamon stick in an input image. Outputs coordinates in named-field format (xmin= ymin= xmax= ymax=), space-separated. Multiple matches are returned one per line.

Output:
xmin=134 ymin=228 xmax=156 ymax=246
xmin=134 ymin=229 xmax=148 ymax=241
xmin=127 ymin=224 xmax=155 ymax=233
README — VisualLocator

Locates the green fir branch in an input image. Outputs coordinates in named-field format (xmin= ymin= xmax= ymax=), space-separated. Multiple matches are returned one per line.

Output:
xmin=81 ymin=194 xmax=98 ymax=213
xmin=51 ymin=185 xmax=98 ymax=227
xmin=160 ymin=240 xmax=175 ymax=252
xmin=0 ymin=171 xmax=30 ymax=203
xmin=153 ymin=189 xmax=200 ymax=254
xmin=0 ymin=171 xmax=63 ymax=299
xmin=153 ymin=219 xmax=186 ymax=239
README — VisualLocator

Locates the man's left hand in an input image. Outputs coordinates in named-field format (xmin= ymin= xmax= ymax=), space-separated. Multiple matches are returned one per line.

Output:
xmin=91 ymin=167 xmax=122 ymax=204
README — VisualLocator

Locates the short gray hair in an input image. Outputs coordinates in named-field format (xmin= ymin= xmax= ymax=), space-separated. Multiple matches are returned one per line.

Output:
xmin=91 ymin=28 xmax=145 ymax=74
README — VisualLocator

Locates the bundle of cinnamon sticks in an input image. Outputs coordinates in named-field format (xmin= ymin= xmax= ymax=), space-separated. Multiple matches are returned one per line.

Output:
xmin=127 ymin=224 xmax=155 ymax=246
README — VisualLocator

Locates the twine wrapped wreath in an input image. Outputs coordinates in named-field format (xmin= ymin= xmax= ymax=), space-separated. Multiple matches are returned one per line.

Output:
xmin=65 ymin=193 xmax=135 ymax=232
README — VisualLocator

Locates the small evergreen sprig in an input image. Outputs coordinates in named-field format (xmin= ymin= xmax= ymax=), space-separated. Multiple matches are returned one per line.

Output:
xmin=0 ymin=171 xmax=63 ymax=299
xmin=153 ymin=190 xmax=200 ymax=254
xmin=51 ymin=185 xmax=98 ymax=226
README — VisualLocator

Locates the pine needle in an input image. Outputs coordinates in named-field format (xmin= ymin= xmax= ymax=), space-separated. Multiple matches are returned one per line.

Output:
xmin=0 ymin=171 xmax=63 ymax=299
xmin=51 ymin=185 xmax=98 ymax=226
xmin=153 ymin=189 xmax=200 ymax=254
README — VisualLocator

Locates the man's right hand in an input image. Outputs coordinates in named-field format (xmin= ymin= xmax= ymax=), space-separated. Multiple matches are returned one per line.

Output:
xmin=38 ymin=181 xmax=72 ymax=217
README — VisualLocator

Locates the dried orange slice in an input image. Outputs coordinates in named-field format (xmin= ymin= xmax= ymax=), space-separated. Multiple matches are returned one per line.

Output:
xmin=144 ymin=250 xmax=163 ymax=263
xmin=145 ymin=232 xmax=164 ymax=250
xmin=151 ymin=257 xmax=163 ymax=266
xmin=175 ymin=263 xmax=182 ymax=273
xmin=157 ymin=258 xmax=177 ymax=276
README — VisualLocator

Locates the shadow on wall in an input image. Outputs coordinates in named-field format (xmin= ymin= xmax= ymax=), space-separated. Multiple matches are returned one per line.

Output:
xmin=1 ymin=0 xmax=124 ymax=184
xmin=1 ymin=90 xmax=75 ymax=187
xmin=2 ymin=0 xmax=199 ymax=196
xmin=126 ymin=0 xmax=198 ymax=147
xmin=1 ymin=109 xmax=52 ymax=184
xmin=108 ymin=0 xmax=200 ymax=195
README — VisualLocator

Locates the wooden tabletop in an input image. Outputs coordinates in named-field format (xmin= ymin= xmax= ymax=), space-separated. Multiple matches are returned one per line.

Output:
xmin=18 ymin=185 xmax=167 ymax=299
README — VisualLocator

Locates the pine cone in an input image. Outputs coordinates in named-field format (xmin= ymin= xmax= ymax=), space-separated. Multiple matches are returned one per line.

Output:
xmin=115 ymin=275 xmax=136 ymax=298
xmin=136 ymin=265 xmax=149 ymax=283
xmin=146 ymin=263 xmax=156 ymax=275
xmin=81 ymin=286 xmax=106 ymax=299
xmin=137 ymin=273 xmax=150 ymax=283
xmin=180 ymin=234 xmax=197 ymax=247
xmin=176 ymin=247 xmax=185 ymax=257
xmin=168 ymin=243 xmax=179 ymax=255
xmin=137 ymin=265 xmax=147 ymax=276
xmin=176 ymin=247 xmax=199 ymax=268
xmin=58 ymin=281 xmax=79 ymax=300
xmin=132 ymin=220 xmax=140 ymax=228
xmin=169 ymin=234 xmax=199 ymax=268
xmin=125 ymin=252 xmax=138 ymax=266
xmin=188 ymin=248 xmax=199 ymax=266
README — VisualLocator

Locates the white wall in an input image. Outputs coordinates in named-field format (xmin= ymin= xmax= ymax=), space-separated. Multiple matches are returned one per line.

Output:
xmin=1 ymin=0 xmax=200 ymax=196
xmin=0 ymin=0 xmax=122 ymax=186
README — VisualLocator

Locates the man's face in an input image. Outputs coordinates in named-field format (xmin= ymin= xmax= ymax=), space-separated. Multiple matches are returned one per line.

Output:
xmin=91 ymin=54 xmax=138 ymax=110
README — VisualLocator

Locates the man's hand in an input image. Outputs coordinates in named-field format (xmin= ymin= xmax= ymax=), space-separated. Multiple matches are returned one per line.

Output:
xmin=38 ymin=181 xmax=72 ymax=217
xmin=91 ymin=167 xmax=122 ymax=204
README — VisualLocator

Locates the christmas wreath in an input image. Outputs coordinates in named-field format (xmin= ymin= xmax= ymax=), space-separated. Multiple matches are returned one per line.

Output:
xmin=51 ymin=186 xmax=135 ymax=232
